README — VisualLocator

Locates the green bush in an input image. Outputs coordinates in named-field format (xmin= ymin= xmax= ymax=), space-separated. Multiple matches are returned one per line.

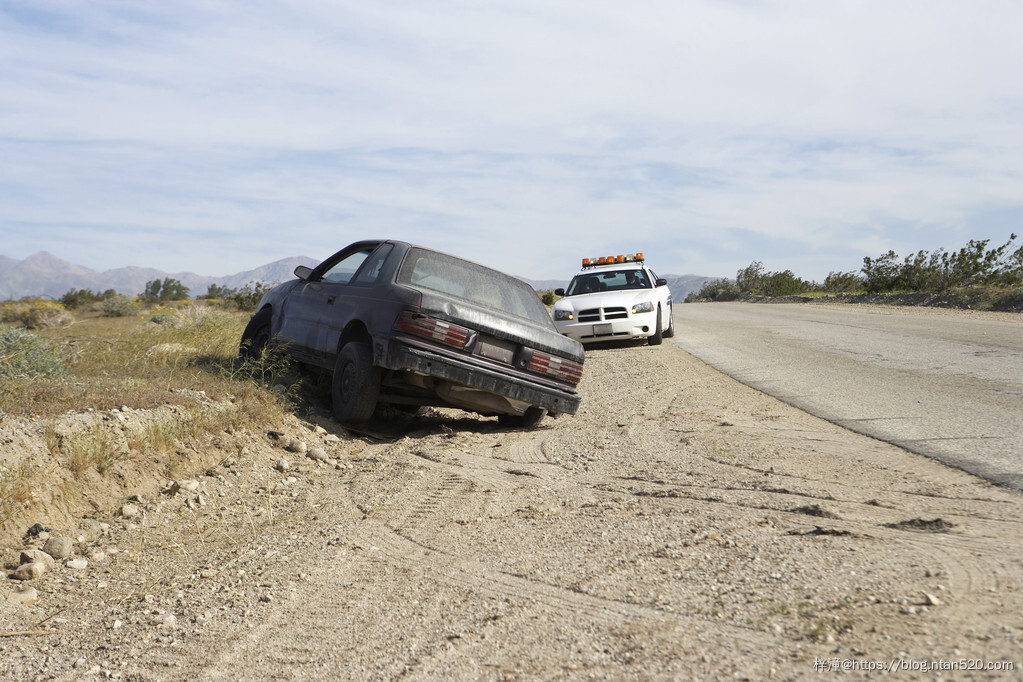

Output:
xmin=150 ymin=313 xmax=178 ymax=326
xmin=142 ymin=278 xmax=190 ymax=303
xmin=733 ymin=261 xmax=812 ymax=297
xmin=862 ymin=235 xmax=1023 ymax=293
xmin=539 ymin=289 xmax=556 ymax=306
xmin=761 ymin=270 xmax=812 ymax=297
xmin=101 ymin=294 xmax=142 ymax=317
xmin=688 ymin=278 xmax=740 ymax=302
xmin=822 ymin=271 xmax=863 ymax=293
xmin=0 ymin=299 xmax=73 ymax=329
xmin=60 ymin=288 xmax=117 ymax=309
xmin=229 ymin=282 xmax=272 ymax=311
xmin=0 ymin=327 xmax=68 ymax=380
xmin=736 ymin=261 xmax=766 ymax=294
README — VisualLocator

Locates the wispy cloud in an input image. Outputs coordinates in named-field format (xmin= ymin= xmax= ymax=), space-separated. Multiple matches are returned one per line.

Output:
xmin=2 ymin=0 xmax=1022 ymax=281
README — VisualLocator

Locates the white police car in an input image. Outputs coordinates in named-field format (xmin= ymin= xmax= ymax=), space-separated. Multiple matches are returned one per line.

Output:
xmin=552 ymin=253 xmax=674 ymax=345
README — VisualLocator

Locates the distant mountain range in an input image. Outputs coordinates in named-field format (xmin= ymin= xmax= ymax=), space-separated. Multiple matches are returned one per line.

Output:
xmin=0 ymin=252 xmax=319 ymax=301
xmin=0 ymin=252 xmax=717 ymax=301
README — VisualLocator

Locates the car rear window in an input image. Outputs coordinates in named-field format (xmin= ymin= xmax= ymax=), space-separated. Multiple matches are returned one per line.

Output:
xmin=397 ymin=248 xmax=552 ymax=326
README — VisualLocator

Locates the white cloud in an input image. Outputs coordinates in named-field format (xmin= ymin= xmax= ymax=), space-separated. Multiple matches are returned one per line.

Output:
xmin=1 ymin=0 xmax=1022 ymax=283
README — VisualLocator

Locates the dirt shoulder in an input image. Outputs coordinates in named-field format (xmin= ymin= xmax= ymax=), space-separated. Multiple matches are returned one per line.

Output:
xmin=3 ymin=341 xmax=1022 ymax=679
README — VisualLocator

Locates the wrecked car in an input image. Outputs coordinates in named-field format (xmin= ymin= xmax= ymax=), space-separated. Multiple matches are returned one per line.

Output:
xmin=240 ymin=240 xmax=584 ymax=428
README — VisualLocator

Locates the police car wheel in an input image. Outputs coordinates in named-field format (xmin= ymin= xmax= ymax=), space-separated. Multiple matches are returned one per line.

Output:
xmin=648 ymin=308 xmax=664 ymax=346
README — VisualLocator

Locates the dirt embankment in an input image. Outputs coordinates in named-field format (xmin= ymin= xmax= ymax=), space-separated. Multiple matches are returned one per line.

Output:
xmin=3 ymin=342 xmax=1022 ymax=679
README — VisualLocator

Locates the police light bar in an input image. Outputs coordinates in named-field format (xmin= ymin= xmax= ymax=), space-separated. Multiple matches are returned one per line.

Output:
xmin=581 ymin=253 xmax=644 ymax=267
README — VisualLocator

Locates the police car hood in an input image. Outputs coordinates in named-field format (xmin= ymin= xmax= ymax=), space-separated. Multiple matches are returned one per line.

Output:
xmin=554 ymin=289 xmax=655 ymax=311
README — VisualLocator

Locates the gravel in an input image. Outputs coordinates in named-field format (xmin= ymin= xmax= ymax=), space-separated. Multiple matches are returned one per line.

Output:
xmin=2 ymin=341 xmax=1021 ymax=679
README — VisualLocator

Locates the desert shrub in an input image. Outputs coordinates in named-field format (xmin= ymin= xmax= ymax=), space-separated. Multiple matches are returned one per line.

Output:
xmin=688 ymin=278 xmax=740 ymax=302
xmin=148 ymin=304 xmax=180 ymax=326
xmin=229 ymin=342 xmax=296 ymax=392
xmin=942 ymin=235 xmax=1023 ymax=288
xmin=822 ymin=271 xmax=863 ymax=293
xmin=761 ymin=270 xmax=812 ymax=297
xmin=228 ymin=282 xmax=272 ymax=311
xmin=862 ymin=235 xmax=1023 ymax=293
xmin=538 ymin=289 xmax=556 ymax=306
xmin=0 ymin=327 xmax=68 ymax=380
xmin=861 ymin=250 xmax=901 ymax=293
xmin=60 ymin=288 xmax=117 ymax=309
xmin=101 ymin=294 xmax=142 ymax=317
xmin=733 ymin=262 xmax=812 ymax=297
xmin=736 ymin=261 xmax=766 ymax=294
xmin=142 ymin=278 xmax=190 ymax=303
xmin=200 ymin=283 xmax=234 ymax=300
xmin=0 ymin=299 xmax=74 ymax=329
xmin=150 ymin=313 xmax=178 ymax=326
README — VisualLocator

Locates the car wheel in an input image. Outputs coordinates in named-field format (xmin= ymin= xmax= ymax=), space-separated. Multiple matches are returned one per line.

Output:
xmin=331 ymin=342 xmax=381 ymax=424
xmin=498 ymin=406 xmax=547 ymax=429
xmin=648 ymin=307 xmax=663 ymax=346
xmin=662 ymin=306 xmax=675 ymax=338
xmin=239 ymin=308 xmax=272 ymax=359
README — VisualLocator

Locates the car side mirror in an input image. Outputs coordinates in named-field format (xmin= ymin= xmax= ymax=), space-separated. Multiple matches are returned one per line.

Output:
xmin=294 ymin=265 xmax=313 ymax=281
xmin=555 ymin=288 xmax=565 ymax=296
xmin=656 ymin=278 xmax=667 ymax=287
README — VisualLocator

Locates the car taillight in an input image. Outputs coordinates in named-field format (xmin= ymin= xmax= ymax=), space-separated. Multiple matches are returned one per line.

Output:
xmin=527 ymin=350 xmax=583 ymax=385
xmin=394 ymin=311 xmax=473 ymax=349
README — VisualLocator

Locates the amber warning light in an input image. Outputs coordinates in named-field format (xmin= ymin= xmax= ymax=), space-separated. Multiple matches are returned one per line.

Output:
xmin=582 ymin=253 xmax=644 ymax=267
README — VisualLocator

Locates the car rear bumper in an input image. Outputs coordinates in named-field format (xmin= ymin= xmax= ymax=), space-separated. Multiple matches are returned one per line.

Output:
xmin=375 ymin=340 xmax=581 ymax=415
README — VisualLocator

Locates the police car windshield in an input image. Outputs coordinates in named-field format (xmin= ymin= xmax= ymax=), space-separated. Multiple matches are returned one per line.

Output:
xmin=566 ymin=269 xmax=651 ymax=295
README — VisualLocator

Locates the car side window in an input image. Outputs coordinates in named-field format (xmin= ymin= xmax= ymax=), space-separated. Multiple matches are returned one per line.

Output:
xmin=322 ymin=249 xmax=372 ymax=284
xmin=352 ymin=244 xmax=393 ymax=285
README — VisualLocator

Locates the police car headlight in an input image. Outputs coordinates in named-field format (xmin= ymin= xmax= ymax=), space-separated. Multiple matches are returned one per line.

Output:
xmin=631 ymin=301 xmax=653 ymax=314
xmin=553 ymin=309 xmax=574 ymax=321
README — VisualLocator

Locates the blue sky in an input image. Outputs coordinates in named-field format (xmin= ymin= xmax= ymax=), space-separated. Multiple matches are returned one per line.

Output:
xmin=2 ymin=1 xmax=1022 ymax=282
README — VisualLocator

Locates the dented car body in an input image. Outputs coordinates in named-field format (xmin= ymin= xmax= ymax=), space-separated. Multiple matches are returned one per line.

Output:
xmin=240 ymin=240 xmax=584 ymax=427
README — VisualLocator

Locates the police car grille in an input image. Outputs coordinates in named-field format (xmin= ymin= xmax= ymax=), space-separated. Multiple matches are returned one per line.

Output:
xmin=578 ymin=306 xmax=628 ymax=322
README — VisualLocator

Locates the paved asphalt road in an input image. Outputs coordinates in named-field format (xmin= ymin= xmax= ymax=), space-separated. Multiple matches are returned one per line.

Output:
xmin=670 ymin=302 xmax=1023 ymax=491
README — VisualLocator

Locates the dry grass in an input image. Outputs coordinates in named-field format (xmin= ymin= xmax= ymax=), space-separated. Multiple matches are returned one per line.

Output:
xmin=0 ymin=303 xmax=305 ymax=540
xmin=0 ymin=461 xmax=38 ymax=527
xmin=0 ymin=306 xmax=292 ymax=418
xmin=67 ymin=421 xmax=125 ymax=475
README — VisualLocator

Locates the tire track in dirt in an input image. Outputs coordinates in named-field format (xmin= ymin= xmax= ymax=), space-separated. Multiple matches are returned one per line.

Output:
xmin=340 ymin=429 xmax=779 ymax=654
xmin=607 ymin=471 xmax=1021 ymax=588
xmin=404 ymin=402 xmax=1021 ymax=626
xmin=346 ymin=517 xmax=768 ymax=649
xmin=195 ymin=339 xmax=1023 ymax=680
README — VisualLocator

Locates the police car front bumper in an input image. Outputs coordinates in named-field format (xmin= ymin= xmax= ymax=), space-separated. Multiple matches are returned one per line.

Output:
xmin=554 ymin=310 xmax=658 ymax=343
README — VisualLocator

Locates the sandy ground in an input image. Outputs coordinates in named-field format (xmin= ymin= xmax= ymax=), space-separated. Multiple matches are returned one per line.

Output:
xmin=2 ymin=340 xmax=1022 ymax=680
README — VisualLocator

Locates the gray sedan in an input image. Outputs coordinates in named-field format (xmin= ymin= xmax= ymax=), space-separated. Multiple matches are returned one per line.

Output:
xmin=240 ymin=240 xmax=584 ymax=428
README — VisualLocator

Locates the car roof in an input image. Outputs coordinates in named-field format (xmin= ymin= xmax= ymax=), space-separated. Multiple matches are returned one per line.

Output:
xmin=574 ymin=261 xmax=647 ymax=275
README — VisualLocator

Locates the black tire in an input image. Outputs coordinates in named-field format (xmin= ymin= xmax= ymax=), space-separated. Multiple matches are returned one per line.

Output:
xmin=239 ymin=308 xmax=273 ymax=359
xmin=498 ymin=406 xmax=547 ymax=429
xmin=662 ymin=305 xmax=675 ymax=338
xmin=331 ymin=343 xmax=381 ymax=424
xmin=648 ymin=307 xmax=663 ymax=346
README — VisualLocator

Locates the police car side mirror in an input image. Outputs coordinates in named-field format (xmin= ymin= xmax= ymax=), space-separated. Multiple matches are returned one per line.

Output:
xmin=656 ymin=278 xmax=667 ymax=287
xmin=555 ymin=288 xmax=565 ymax=296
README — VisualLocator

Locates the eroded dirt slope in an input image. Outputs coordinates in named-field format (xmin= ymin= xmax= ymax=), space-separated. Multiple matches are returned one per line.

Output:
xmin=3 ymin=341 xmax=1022 ymax=679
